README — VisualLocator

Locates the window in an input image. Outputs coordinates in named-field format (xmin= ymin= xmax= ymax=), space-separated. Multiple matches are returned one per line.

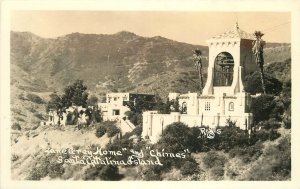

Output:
xmin=213 ymin=52 xmax=234 ymax=86
xmin=114 ymin=97 xmax=117 ymax=101
xmin=113 ymin=109 xmax=120 ymax=115
xmin=182 ymin=102 xmax=187 ymax=114
xmin=229 ymin=102 xmax=234 ymax=111
xmin=205 ymin=102 xmax=211 ymax=111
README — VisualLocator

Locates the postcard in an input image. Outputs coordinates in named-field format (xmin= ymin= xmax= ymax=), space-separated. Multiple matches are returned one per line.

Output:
xmin=1 ymin=0 xmax=299 ymax=189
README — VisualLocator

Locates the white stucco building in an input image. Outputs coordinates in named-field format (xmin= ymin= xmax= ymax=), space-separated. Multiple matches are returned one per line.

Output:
xmin=98 ymin=92 xmax=155 ymax=121
xmin=142 ymin=24 xmax=258 ymax=142
xmin=98 ymin=92 xmax=155 ymax=134
xmin=45 ymin=106 xmax=87 ymax=126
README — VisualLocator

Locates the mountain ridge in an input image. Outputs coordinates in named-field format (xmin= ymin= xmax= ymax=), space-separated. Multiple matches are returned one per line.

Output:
xmin=10 ymin=31 xmax=290 ymax=98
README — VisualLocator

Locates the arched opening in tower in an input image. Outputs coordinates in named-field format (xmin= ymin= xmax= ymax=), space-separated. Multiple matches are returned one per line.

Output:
xmin=213 ymin=52 xmax=234 ymax=86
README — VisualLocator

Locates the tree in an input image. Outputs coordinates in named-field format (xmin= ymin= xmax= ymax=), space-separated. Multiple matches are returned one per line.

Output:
xmin=125 ymin=111 xmax=142 ymax=126
xmin=193 ymin=48 xmax=204 ymax=93
xmin=154 ymin=96 xmax=170 ymax=114
xmin=87 ymin=95 xmax=98 ymax=106
xmin=61 ymin=80 xmax=89 ymax=107
xmin=46 ymin=93 xmax=64 ymax=125
xmin=252 ymin=31 xmax=266 ymax=94
xmin=250 ymin=94 xmax=275 ymax=123
xmin=158 ymin=122 xmax=199 ymax=152
xmin=245 ymin=71 xmax=282 ymax=95
xmin=170 ymin=98 xmax=180 ymax=112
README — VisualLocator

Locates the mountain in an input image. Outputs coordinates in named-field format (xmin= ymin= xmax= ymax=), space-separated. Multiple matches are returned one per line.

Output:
xmin=11 ymin=31 xmax=209 ymax=97
xmin=11 ymin=31 xmax=290 ymax=97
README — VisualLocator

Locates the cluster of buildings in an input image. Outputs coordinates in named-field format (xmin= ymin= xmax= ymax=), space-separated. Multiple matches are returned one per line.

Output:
xmin=45 ymin=24 xmax=259 ymax=143
xmin=142 ymin=24 xmax=257 ymax=142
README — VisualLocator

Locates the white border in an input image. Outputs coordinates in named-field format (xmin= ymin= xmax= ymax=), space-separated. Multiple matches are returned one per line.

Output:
xmin=1 ymin=0 xmax=300 ymax=189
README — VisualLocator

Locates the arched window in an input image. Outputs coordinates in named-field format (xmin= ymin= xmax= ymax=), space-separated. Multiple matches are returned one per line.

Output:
xmin=182 ymin=102 xmax=187 ymax=114
xmin=228 ymin=102 xmax=234 ymax=111
xmin=213 ymin=52 xmax=234 ymax=86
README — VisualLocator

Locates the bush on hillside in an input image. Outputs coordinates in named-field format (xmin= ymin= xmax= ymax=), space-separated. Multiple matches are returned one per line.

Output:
xmin=125 ymin=111 xmax=142 ymax=126
xmin=106 ymin=124 xmax=120 ymax=137
xmin=257 ymin=118 xmax=281 ymax=130
xmin=95 ymin=121 xmax=119 ymax=138
xmin=11 ymin=122 xmax=21 ymax=130
xmin=229 ymin=142 xmax=263 ymax=163
xmin=83 ymin=165 xmax=122 ymax=181
xmin=250 ymin=94 xmax=275 ymax=123
xmin=244 ymin=71 xmax=282 ymax=95
xmin=27 ymin=93 xmax=45 ymax=104
xmin=180 ymin=160 xmax=199 ymax=175
xmin=202 ymin=151 xmax=227 ymax=169
xmin=95 ymin=125 xmax=106 ymax=138
xmin=245 ymin=136 xmax=291 ymax=180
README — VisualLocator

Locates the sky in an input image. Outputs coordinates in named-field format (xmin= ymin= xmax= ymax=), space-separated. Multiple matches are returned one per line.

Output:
xmin=11 ymin=11 xmax=291 ymax=45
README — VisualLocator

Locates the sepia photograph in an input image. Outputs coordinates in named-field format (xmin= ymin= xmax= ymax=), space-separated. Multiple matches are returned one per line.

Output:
xmin=1 ymin=1 xmax=299 ymax=188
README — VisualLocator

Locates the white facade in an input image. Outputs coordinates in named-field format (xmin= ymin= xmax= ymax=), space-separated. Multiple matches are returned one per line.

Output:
xmin=98 ymin=93 xmax=133 ymax=121
xmin=45 ymin=106 xmax=87 ymax=126
xmin=142 ymin=24 xmax=257 ymax=142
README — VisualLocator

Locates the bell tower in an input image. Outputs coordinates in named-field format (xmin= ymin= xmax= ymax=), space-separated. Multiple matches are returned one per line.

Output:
xmin=203 ymin=23 xmax=258 ymax=96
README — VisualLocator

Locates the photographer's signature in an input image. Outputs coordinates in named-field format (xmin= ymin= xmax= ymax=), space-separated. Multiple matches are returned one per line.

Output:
xmin=197 ymin=127 xmax=221 ymax=139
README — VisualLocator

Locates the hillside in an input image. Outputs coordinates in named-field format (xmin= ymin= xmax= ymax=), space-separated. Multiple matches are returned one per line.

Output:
xmin=11 ymin=31 xmax=290 ymax=98
xmin=11 ymin=31 xmax=208 ymax=95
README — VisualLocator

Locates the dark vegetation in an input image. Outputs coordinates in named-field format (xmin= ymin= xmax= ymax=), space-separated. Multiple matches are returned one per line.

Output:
xmin=95 ymin=121 xmax=120 ymax=138
xmin=46 ymin=80 xmax=102 ymax=126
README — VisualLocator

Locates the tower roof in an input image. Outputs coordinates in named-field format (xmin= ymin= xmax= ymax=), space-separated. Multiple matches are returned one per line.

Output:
xmin=209 ymin=23 xmax=255 ymax=41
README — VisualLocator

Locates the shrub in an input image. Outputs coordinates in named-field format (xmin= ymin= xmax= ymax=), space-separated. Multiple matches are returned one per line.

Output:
xmin=11 ymin=123 xmax=21 ymax=130
xmin=245 ymin=71 xmax=282 ymax=95
xmin=27 ymin=166 xmax=48 ymax=180
xmin=16 ymin=117 xmax=25 ymax=122
xmin=48 ymin=162 xmax=65 ymax=178
xmin=83 ymin=165 xmax=121 ymax=180
xmin=180 ymin=160 xmax=198 ymax=175
xmin=34 ymin=112 xmax=45 ymax=120
xmin=11 ymin=154 xmax=19 ymax=161
xmin=210 ymin=126 xmax=249 ymax=151
xmin=87 ymin=95 xmax=98 ymax=106
xmin=253 ymin=129 xmax=281 ymax=142
xmin=250 ymin=94 xmax=275 ymax=123
xmin=257 ymin=118 xmax=281 ymax=130
xmin=27 ymin=154 xmax=65 ymax=180
xmin=28 ymin=106 xmax=37 ymax=113
xmin=157 ymin=122 xmax=199 ymax=152
xmin=106 ymin=124 xmax=120 ymax=137
xmin=210 ymin=166 xmax=224 ymax=178
xmin=27 ymin=93 xmax=45 ymax=104
xmin=139 ymin=165 xmax=162 ymax=181
xmin=95 ymin=121 xmax=119 ymax=138
xmin=202 ymin=151 xmax=226 ymax=169
xmin=132 ymin=126 xmax=143 ymax=136
xmin=95 ymin=125 xmax=106 ymax=138
xmin=125 ymin=111 xmax=142 ymax=126
xmin=89 ymin=108 xmax=102 ymax=123
xmin=229 ymin=142 xmax=263 ymax=163
xmin=226 ymin=118 xmax=237 ymax=127
xmin=245 ymin=136 xmax=291 ymax=180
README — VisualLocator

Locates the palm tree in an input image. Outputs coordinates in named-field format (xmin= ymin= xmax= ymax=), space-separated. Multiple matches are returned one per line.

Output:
xmin=252 ymin=31 xmax=266 ymax=94
xmin=193 ymin=48 xmax=204 ymax=94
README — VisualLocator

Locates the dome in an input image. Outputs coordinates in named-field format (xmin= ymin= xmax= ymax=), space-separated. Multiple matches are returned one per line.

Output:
xmin=209 ymin=23 xmax=255 ymax=40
